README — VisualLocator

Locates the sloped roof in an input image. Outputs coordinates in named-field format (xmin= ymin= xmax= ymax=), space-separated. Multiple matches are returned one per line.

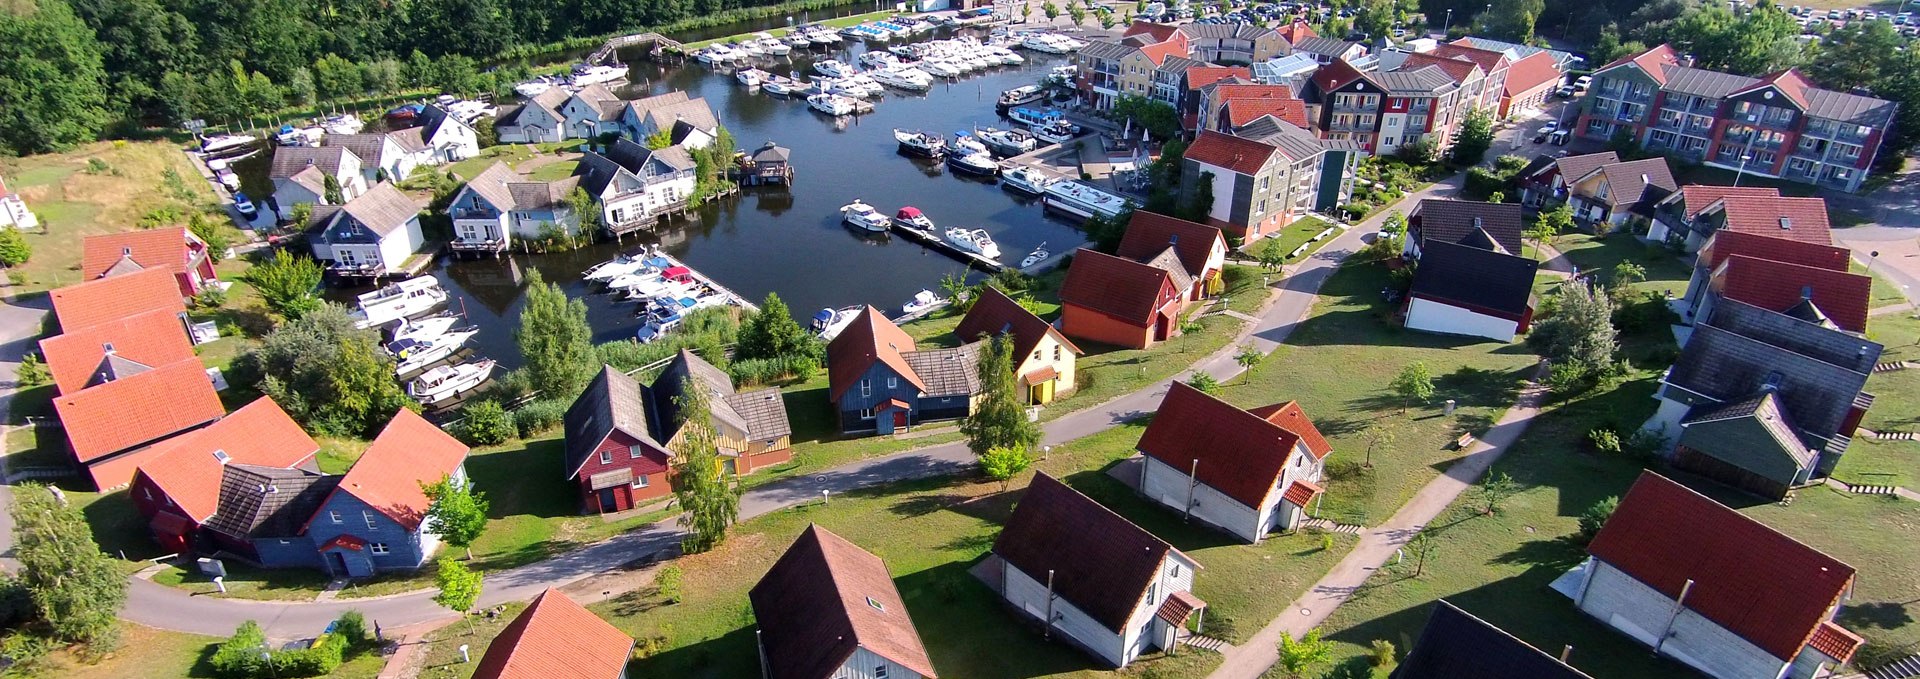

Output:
xmin=40 ymin=308 xmax=193 ymax=395
xmin=1309 ymin=58 xmax=1373 ymax=94
xmin=750 ymin=525 xmax=938 ymax=679
xmin=462 ymin=162 xmax=523 ymax=212
xmin=80 ymin=227 xmax=201 ymax=283
xmin=203 ymin=464 xmax=336 ymax=541
xmin=1156 ymin=55 xmax=1207 ymax=75
xmin=901 ymin=343 xmax=982 ymax=398
xmin=826 ymin=306 xmax=925 ymax=402
xmin=1669 ymin=299 xmax=1879 ymax=443
xmin=1225 ymin=98 xmax=1310 ymax=129
xmin=270 ymin=146 xmax=357 ymax=180
xmin=1711 ymin=195 xmax=1833 ymax=245
xmin=643 ymin=98 xmax=721 ymax=134
xmin=335 ymin=182 xmax=423 ymax=237
xmin=993 ymin=473 xmax=1189 ymax=633
xmin=1588 ymin=472 xmax=1855 ymax=661
xmin=1058 ymin=248 xmax=1178 ymax=326
xmin=954 ymin=286 xmax=1082 ymax=367
xmin=1410 ymin=239 xmax=1539 ymax=319
xmin=1275 ymin=19 xmax=1316 ymax=43
xmin=564 ymin=365 xmax=659 ymax=478
xmin=651 ymin=349 xmax=792 ymax=442
xmin=1678 ymin=391 xmax=1814 ymax=469
xmin=1545 ymin=152 xmax=1620 ymax=184
xmin=49 ymin=267 xmax=187 ymax=333
xmin=1186 ymin=66 xmax=1252 ymax=90
xmin=472 ymin=590 xmax=633 ymax=679
xmin=1578 ymin=157 xmax=1677 ymax=211
xmin=1293 ymin=36 xmax=1356 ymax=59
xmin=1117 ymin=211 xmax=1225 ymax=279
xmin=1410 ymin=199 xmax=1526 ymax=255
xmin=1392 ymin=601 xmax=1594 ymax=679
xmin=1143 ymin=247 xmax=1194 ymax=294
xmin=322 ymin=133 xmax=396 ymax=167
xmin=1698 ymin=230 xmax=1849 ymax=273
xmin=1078 ymin=40 xmax=1139 ymax=61
xmin=1731 ymin=69 xmax=1813 ymax=109
xmin=1246 ymin=400 xmax=1333 ymax=460
xmin=1429 ymin=42 xmax=1509 ymax=73
xmin=1396 ymin=52 xmax=1480 ymax=85
xmin=1237 ymin=118 xmax=1327 ymax=161
xmin=1712 ymin=254 xmax=1871 ymax=333
xmin=1185 ymin=130 xmax=1278 ymax=175
xmin=1372 ymin=66 xmax=1459 ymax=94
xmin=135 ymin=397 xmax=318 ymax=522
xmin=336 ymin=408 xmax=468 ymax=531
xmin=1593 ymin=44 xmax=1682 ymax=85
xmin=1137 ymin=382 xmax=1306 ymax=509
xmin=1668 ymin=185 xmax=1779 ymax=221
xmin=1123 ymin=20 xmax=1181 ymax=43
xmin=1502 ymin=51 xmax=1564 ymax=97
xmin=54 ymin=358 xmax=222 ymax=463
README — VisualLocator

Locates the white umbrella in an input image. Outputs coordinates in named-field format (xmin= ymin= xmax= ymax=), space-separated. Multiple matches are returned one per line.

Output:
xmin=1123 ymin=117 xmax=1132 ymax=140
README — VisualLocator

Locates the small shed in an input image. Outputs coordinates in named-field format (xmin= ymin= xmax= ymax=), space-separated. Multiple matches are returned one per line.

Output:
xmin=742 ymin=141 xmax=793 ymax=186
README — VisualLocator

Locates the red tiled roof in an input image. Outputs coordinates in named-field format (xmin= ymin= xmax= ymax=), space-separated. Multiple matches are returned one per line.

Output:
xmin=955 ymin=286 xmax=1080 ymax=368
xmin=1310 ymin=58 xmax=1370 ymax=93
xmin=1276 ymin=19 xmax=1316 ymax=43
xmin=1140 ymin=40 xmax=1184 ymax=66
xmin=1184 ymin=130 xmax=1278 ymax=175
xmin=1712 ymin=254 xmax=1872 ymax=332
xmin=1676 ymin=185 xmax=1780 ymax=221
xmin=1698 ymin=230 xmax=1850 ymax=272
xmin=48 ymin=267 xmax=186 ymax=333
xmin=1186 ymin=66 xmax=1251 ymax=90
xmin=1587 ymin=472 xmax=1856 ymax=662
xmin=992 ymin=473 xmax=1189 ymax=633
xmin=39 ymin=308 xmax=194 ymax=395
xmin=749 ymin=525 xmax=939 ymax=679
xmin=1225 ymin=98 xmax=1310 ymax=128
xmin=1247 ymin=401 xmax=1332 ymax=460
xmin=1713 ymin=195 xmax=1834 ymax=245
xmin=1058 ymin=248 xmax=1178 ymax=326
xmin=1123 ymin=20 xmax=1181 ymax=43
xmin=1733 ymin=70 xmax=1813 ymax=110
xmin=80 ymin=227 xmax=201 ymax=282
xmin=134 ymin=397 xmax=319 ymax=522
xmin=336 ymin=409 xmax=469 ymax=531
xmin=1211 ymin=83 xmax=1294 ymax=102
xmin=1398 ymin=52 xmax=1479 ymax=85
xmin=1432 ymin=42 xmax=1509 ymax=73
xmin=1502 ymin=52 xmax=1563 ymax=97
xmin=1280 ymin=479 xmax=1323 ymax=507
xmin=1155 ymin=590 xmax=1206 ymax=624
xmin=826 ymin=306 xmax=925 ymax=402
xmin=1597 ymin=44 xmax=1682 ymax=85
xmin=1808 ymin=621 xmax=1864 ymax=662
xmin=1117 ymin=211 xmax=1225 ymax=279
xmin=472 ymin=590 xmax=633 ymax=679
xmin=54 ymin=358 xmax=222 ymax=463
xmin=1137 ymin=382 xmax=1306 ymax=509
xmin=1022 ymin=365 xmax=1058 ymax=384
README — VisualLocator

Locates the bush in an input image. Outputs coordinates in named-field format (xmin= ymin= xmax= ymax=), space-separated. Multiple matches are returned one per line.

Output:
xmin=512 ymin=398 xmax=570 ymax=437
xmin=0 ymin=227 xmax=31 ymax=267
xmin=1577 ymin=496 xmax=1620 ymax=542
xmin=1462 ymin=166 xmax=1506 ymax=200
xmin=1545 ymin=362 xmax=1594 ymax=397
xmin=458 ymin=400 xmax=514 ymax=445
xmin=1613 ymin=292 xmax=1679 ymax=335
xmin=1368 ymin=639 xmax=1397 ymax=667
xmin=210 ymin=621 xmax=270 ymax=678
xmin=656 ymin=565 xmax=683 ymax=604
xmin=274 ymin=633 xmax=346 ymax=676
xmin=194 ymin=287 xmax=229 ymax=309
xmin=15 ymin=353 xmax=48 ymax=388
xmin=728 ymin=355 xmax=819 ymax=387
xmin=333 ymin=611 xmax=368 ymax=645
xmin=1587 ymin=427 xmax=1623 ymax=454
xmin=1339 ymin=203 xmax=1368 ymax=221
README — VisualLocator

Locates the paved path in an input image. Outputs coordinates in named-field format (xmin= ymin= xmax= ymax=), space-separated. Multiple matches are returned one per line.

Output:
xmin=0 ymin=295 xmax=52 ymax=574
xmin=1205 ymin=363 xmax=1550 ymax=679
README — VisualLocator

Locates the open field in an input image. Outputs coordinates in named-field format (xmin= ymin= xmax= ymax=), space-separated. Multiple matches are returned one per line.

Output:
xmin=0 ymin=140 xmax=220 ymax=294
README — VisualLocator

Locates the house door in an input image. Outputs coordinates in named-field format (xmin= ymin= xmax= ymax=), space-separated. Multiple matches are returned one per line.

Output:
xmin=598 ymin=488 xmax=618 ymax=513
xmin=1154 ymin=315 xmax=1171 ymax=342
xmin=328 ymin=552 xmax=349 ymax=577
xmin=893 ymin=410 xmax=909 ymax=428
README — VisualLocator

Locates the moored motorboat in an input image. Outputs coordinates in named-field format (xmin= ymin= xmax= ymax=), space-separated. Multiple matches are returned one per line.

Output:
xmin=570 ymin=64 xmax=627 ymax=86
xmin=840 ymin=200 xmax=890 ymax=231
xmin=1043 ymin=180 xmax=1131 ymax=220
xmin=1031 ymin=120 xmax=1077 ymax=145
xmin=1000 ymin=166 xmax=1056 ymax=196
xmin=813 ymin=59 xmax=854 ymax=78
xmin=1021 ymin=242 xmax=1051 ymax=268
xmin=347 ymin=277 xmax=448 ymax=330
xmin=388 ymin=326 xmax=479 ymax=377
xmin=811 ymin=305 xmax=864 ymax=340
xmin=408 ymin=359 xmax=496 ymax=406
xmin=584 ymin=253 xmax=653 ymax=281
xmin=894 ymin=129 xmax=946 ymax=157
xmin=946 ymin=151 xmax=999 ymax=177
xmin=808 ymin=93 xmax=857 ymax=116
xmin=998 ymin=85 xmax=1046 ymax=109
xmin=902 ymin=289 xmax=947 ymax=315
xmin=894 ymin=206 xmax=935 ymax=232
xmin=949 ymin=131 xmax=988 ymax=156
xmin=762 ymin=77 xmax=797 ymax=96
xmin=978 ymin=127 xmax=1037 ymax=156
xmin=943 ymin=227 xmax=1002 ymax=260
xmin=737 ymin=68 xmax=769 ymax=87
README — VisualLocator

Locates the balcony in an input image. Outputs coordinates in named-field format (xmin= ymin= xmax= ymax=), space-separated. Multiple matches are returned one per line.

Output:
xmin=1332 ymin=101 xmax=1375 ymax=113
xmin=451 ymin=207 xmax=499 ymax=220
xmin=451 ymin=237 xmax=507 ymax=252
xmin=327 ymin=261 xmax=387 ymax=277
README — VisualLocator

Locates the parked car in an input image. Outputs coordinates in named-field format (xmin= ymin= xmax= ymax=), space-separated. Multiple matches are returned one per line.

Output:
xmin=1549 ymin=130 xmax=1571 ymax=146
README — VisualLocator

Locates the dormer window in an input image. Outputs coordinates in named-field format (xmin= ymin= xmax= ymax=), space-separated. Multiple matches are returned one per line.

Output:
xmin=866 ymin=596 xmax=885 ymax=612
xmin=211 ymin=449 xmax=230 ymax=464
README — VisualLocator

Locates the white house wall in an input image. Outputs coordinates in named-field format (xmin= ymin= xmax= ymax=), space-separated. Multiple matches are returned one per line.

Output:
xmin=1002 ymin=562 xmax=1128 ymax=666
xmin=1576 ymin=561 xmax=1797 ymax=679
xmin=374 ymin=218 xmax=425 ymax=268
xmin=1140 ymin=455 xmax=1264 ymax=542
xmin=429 ymin=121 xmax=480 ymax=162
xmin=1193 ymin=159 xmax=1241 ymax=226
xmin=1116 ymin=553 xmax=1199 ymax=666
xmin=830 ymin=647 xmax=925 ymax=679
xmin=1405 ymin=297 xmax=1519 ymax=342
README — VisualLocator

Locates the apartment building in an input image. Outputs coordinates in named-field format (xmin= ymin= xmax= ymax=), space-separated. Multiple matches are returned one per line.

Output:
xmin=1076 ymin=23 xmax=1192 ymax=111
xmin=1575 ymin=44 xmax=1896 ymax=193
xmin=1180 ymin=123 xmax=1329 ymax=242
xmin=1303 ymin=56 xmax=1468 ymax=156
xmin=1176 ymin=22 xmax=1288 ymax=65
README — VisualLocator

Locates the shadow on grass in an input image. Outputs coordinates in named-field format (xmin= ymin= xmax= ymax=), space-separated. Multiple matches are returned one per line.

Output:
xmin=1056 ymin=464 xmax=1243 ymax=553
xmin=628 ymin=624 xmax=759 ymax=678
xmin=468 ymin=438 xmax=575 ymax=520
xmin=1840 ymin=601 xmax=1918 ymax=633
xmin=79 ymin=491 xmax=166 ymax=561
xmin=1488 ymin=534 xmax=1588 ymax=572
xmin=900 ymin=560 xmax=1105 ymax=677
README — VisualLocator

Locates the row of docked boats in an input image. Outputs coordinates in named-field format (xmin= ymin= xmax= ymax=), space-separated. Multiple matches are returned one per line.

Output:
xmin=339 ymin=276 xmax=496 ymax=407
xmin=806 ymin=286 xmax=949 ymax=341
xmin=582 ymin=247 xmax=750 ymax=343
xmin=839 ymin=200 xmax=1058 ymax=270
xmin=511 ymin=63 xmax=629 ymax=98
xmin=893 ymin=129 xmax=999 ymax=175
xmin=696 ymin=28 xmax=842 ymax=65
xmin=1016 ymin=32 xmax=1087 ymax=54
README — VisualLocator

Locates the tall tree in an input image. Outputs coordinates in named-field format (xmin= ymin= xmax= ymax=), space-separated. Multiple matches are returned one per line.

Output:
xmin=960 ymin=334 xmax=1041 ymax=457
xmin=236 ymin=304 xmax=414 ymax=436
xmin=432 ymin=557 xmax=483 ymax=634
xmin=12 ymin=484 xmax=126 ymax=646
xmin=1530 ymin=280 xmax=1618 ymax=376
xmin=423 ymin=476 xmax=490 ymax=560
xmin=670 ymin=377 xmax=740 ymax=554
xmin=736 ymin=293 xmax=811 ymax=361
xmin=1665 ymin=4 xmax=1802 ymax=75
xmin=245 ymin=250 xmax=324 ymax=320
xmin=1807 ymin=20 xmax=1905 ymax=91
xmin=515 ymin=269 xmax=595 ymax=397
xmin=1233 ymin=345 xmax=1263 ymax=383
xmin=0 ymin=0 xmax=112 ymax=154
xmin=1451 ymin=107 xmax=1495 ymax=166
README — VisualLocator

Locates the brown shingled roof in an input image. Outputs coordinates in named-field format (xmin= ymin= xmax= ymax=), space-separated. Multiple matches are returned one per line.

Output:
xmin=1184 ymin=130 xmax=1278 ymax=175
xmin=1058 ymin=248 xmax=1179 ymax=326
xmin=993 ymin=473 xmax=1190 ymax=633
xmin=1116 ymin=211 xmax=1225 ymax=279
xmin=750 ymin=525 xmax=938 ymax=679
xmin=1136 ymin=382 xmax=1307 ymax=509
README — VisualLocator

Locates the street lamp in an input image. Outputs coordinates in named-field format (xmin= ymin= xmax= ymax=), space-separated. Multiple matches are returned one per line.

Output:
xmin=1440 ymin=8 xmax=1452 ymax=36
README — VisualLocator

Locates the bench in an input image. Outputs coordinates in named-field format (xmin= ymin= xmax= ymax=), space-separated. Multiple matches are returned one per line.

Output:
xmin=1454 ymin=432 xmax=1477 ymax=450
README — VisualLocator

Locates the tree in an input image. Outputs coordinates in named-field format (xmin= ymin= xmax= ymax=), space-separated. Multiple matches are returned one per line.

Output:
xmin=1396 ymin=136 xmax=1438 ymax=165
xmin=1277 ymin=628 xmax=1335 ymax=678
xmin=671 ymin=377 xmax=741 ymax=553
xmin=1611 ymin=261 xmax=1645 ymax=289
xmin=286 ymin=66 xmax=317 ymax=107
xmin=12 ymin=483 xmax=126 ymax=646
xmin=516 ymin=269 xmax=595 ymax=397
xmin=1022 ymin=4 xmax=1033 ymax=22
xmin=1112 ymin=95 xmax=1181 ymax=142
xmin=1389 ymin=362 xmax=1434 ymax=413
xmin=1407 ymin=526 xmax=1439 ymax=576
xmin=979 ymin=445 xmax=1032 ymax=491
xmin=1451 ymin=107 xmax=1494 ymax=166
xmin=1527 ymin=204 xmax=1573 ymax=248
xmin=322 ymin=173 xmax=344 ymax=204
xmin=962 ymin=334 xmax=1042 ymax=457
xmin=565 ymin=186 xmax=601 ymax=237
xmin=1528 ymin=280 xmax=1618 ymax=377
xmin=16 ymin=353 xmax=49 ymax=388
xmin=364 ymin=58 xmax=403 ymax=94
xmin=209 ymin=620 xmax=271 ymax=677
xmin=1256 ymin=237 xmax=1288 ymax=270
xmin=0 ymin=227 xmax=33 ymax=268
xmin=1043 ymin=1 xmax=1060 ymax=21
xmin=1361 ymin=420 xmax=1396 ymax=468
xmin=405 ymin=49 xmax=435 ymax=87
xmin=234 ymin=304 xmax=414 ymax=437
xmin=1186 ymin=372 xmax=1223 ymax=396
xmin=1577 ymin=495 xmax=1620 ymax=542
xmin=737 ymin=293 xmax=811 ymax=361
xmin=0 ymin=0 xmax=112 ymax=155
xmin=1476 ymin=469 xmax=1517 ymax=515
xmin=432 ymin=557 xmax=483 ymax=634
xmin=245 ymin=250 xmax=324 ymax=320
xmin=1068 ymin=3 xmax=1086 ymax=26
xmin=1807 ymin=21 xmax=1905 ymax=91
xmin=458 ymin=400 xmax=514 ymax=445
xmin=423 ymin=476 xmax=490 ymax=560
xmin=1665 ymin=4 xmax=1802 ymax=75
xmin=1233 ymin=345 xmax=1262 ymax=382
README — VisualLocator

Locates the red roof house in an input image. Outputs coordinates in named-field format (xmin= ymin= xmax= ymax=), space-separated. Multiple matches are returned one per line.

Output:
xmin=473 ymin=589 xmax=633 ymax=679
xmin=1497 ymin=51 xmax=1565 ymax=117
xmin=1573 ymin=472 xmax=1862 ymax=674
xmin=1704 ymin=195 xmax=1834 ymax=245
xmin=1706 ymin=254 xmax=1872 ymax=333
xmin=750 ymin=525 xmax=938 ymax=679
xmin=48 ymin=267 xmax=186 ymax=333
xmin=1697 ymin=229 xmax=1850 ymax=273
xmin=1135 ymin=382 xmax=1332 ymax=542
xmin=1058 ymin=248 xmax=1187 ymax=349
xmin=1115 ymin=211 xmax=1229 ymax=300
xmin=80 ymin=227 xmax=219 ymax=298
xmin=306 ymin=408 xmax=469 ymax=578
xmin=53 ymin=357 xmax=223 ymax=490
xmin=38 ymin=308 xmax=195 ymax=395
xmin=129 ymin=397 xmax=320 ymax=555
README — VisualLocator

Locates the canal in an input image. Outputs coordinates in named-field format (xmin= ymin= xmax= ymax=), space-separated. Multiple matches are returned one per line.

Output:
xmin=368 ymin=33 xmax=1090 ymax=370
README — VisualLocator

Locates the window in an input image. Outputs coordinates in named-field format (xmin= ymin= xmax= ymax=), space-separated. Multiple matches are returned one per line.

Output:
xmin=887 ymin=376 xmax=897 ymax=389
xmin=1383 ymin=137 xmax=1396 ymax=147
xmin=1170 ymin=563 xmax=1182 ymax=578
xmin=1146 ymin=583 xmax=1158 ymax=603
xmin=634 ymin=474 xmax=650 ymax=488
xmin=369 ymin=543 xmax=390 ymax=555
xmin=600 ymin=450 xmax=612 ymax=464
xmin=329 ymin=511 xmax=343 ymax=524
xmin=363 ymin=511 xmax=378 ymax=529
xmin=875 ymin=667 xmax=890 ymax=679
xmin=860 ymin=379 xmax=872 ymax=397
xmin=1053 ymin=346 xmax=1062 ymax=361
xmin=859 ymin=406 xmax=877 ymax=420
xmin=142 ymin=487 xmax=152 ymax=501
xmin=867 ymin=596 xmax=886 ymax=611
xmin=1260 ymin=176 xmax=1270 ymax=190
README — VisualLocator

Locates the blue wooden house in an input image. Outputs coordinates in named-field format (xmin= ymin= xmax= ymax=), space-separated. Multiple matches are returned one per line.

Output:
xmin=306 ymin=409 xmax=470 ymax=578
xmin=825 ymin=306 xmax=982 ymax=435
xmin=446 ymin=161 xmax=580 ymax=256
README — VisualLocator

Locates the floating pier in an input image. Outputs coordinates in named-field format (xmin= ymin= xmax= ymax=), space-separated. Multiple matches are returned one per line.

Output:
xmin=652 ymin=251 xmax=761 ymax=313
xmin=885 ymin=223 xmax=1005 ymax=273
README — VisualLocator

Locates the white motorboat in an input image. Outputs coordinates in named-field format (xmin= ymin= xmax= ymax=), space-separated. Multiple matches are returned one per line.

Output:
xmin=762 ymin=77 xmax=798 ymax=96
xmin=388 ymin=326 xmax=478 ymax=376
xmin=275 ymin=125 xmax=324 ymax=147
xmin=321 ymin=114 xmax=364 ymax=135
xmin=943 ymin=227 xmax=1002 ymax=260
xmin=902 ymin=289 xmax=946 ymax=315
xmin=388 ymin=314 xmax=463 ymax=345
xmin=1022 ymin=34 xmax=1070 ymax=53
xmin=894 ymin=206 xmax=935 ymax=232
xmin=207 ymin=159 xmax=241 ymax=190
xmin=964 ymin=54 xmax=992 ymax=70
xmin=1001 ymin=166 xmax=1056 ymax=196
xmin=347 ymin=277 xmax=448 ymax=330
xmin=584 ymin=254 xmax=651 ymax=281
xmin=811 ymin=305 xmax=863 ymax=341
xmin=698 ymin=45 xmax=740 ymax=64
xmin=198 ymin=134 xmax=257 ymax=154
xmin=1043 ymin=181 xmax=1132 ymax=220
xmin=1047 ymin=64 xmax=1078 ymax=85
xmin=998 ymin=85 xmax=1046 ymax=109
xmin=978 ymin=127 xmax=1037 ymax=156
xmin=992 ymin=48 xmax=1025 ymax=65
xmin=949 ymin=132 xmax=989 ymax=156
xmin=809 ymin=30 xmax=841 ymax=45
xmin=1021 ymin=242 xmax=1051 ymax=268
xmin=512 ymin=79 xmax=551 ymax=99
xmin=737 ymin=68 xmax=769 ymax=87
xmin=607 ymin=270 xmax=664 ymax=293
xmin=872 ymin=67 xmax=932 ymax=91
xmin=1032 ymin=120 xmax=1077 ymax=145
xmin=843 ymin=74 xmax=883 ymax=97
xmin=841 ymin=200 xmax=891 ymax=231
xmin=920 ymin=60 xmax=961 ymax=78
xmin=1006 ymin=106 xmax=1055 ymax=129
xmin=763 ymin=38 xmax=792 ymax=56
xmin=737 ymin=40 xmax=766 ymax=57
xmin=808 ymin=93 xmax=857 ymax=116
xmin=859 ymin=51 xmax=899 ymax=69
xmin=814 ymin=59 xmax=854 ymax=78
xmin=947 ymin=151 xmax=999 ymax=176
xmin=408 ymin=359 xmax=496 ymax=406
xmin=894 ymin=129 xmax=946 ymax=157
xmin=570 ymin=64 xmax=627 ymax=86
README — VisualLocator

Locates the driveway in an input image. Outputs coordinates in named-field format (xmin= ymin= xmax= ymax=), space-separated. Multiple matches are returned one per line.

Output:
xmin=0 ymin=294 xmax=53 ymax=573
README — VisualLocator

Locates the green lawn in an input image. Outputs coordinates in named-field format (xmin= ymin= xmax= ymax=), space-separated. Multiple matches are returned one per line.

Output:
xmin=1253 ymin=216 xmax=1341 ymax=264
xmin=527 ymin=160 xmax=580 ymax=182
xmin=1854 ymin=260 xmax=1913 ymax=309
xmin=0 ymin=140 xmax=218 ymax=293
xmin=447 ymin=145 xmax=540 ymax=181
xmin=1551 ymin=233 xmax=1695 ymax=298
xmin=1846 ymin=312 xmax=1920 ymax=488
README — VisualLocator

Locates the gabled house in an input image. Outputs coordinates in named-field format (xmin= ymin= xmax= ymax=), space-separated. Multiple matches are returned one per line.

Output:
xmin=1392 ymin=601 xmax=1595 ymax=679
xmin=955 ymin=286 xmax=1083 ymax=405
xmin=989 ymin=472 xmax=1205 ymax=668
xmin=128 ymin=397 xmax=321 ymax=557
xmin=1116 ymin=211 xmax=1228 ymax=300
xmin=1492 ymin=50 xmax=1565 ymax=119
xmin=1429 ymin=41 xmax=1512 ymax=113
xmin=269 ymin=146 xmax=367 ymax=220
xmin=0 ymin=174 xmax=38 ymax=230
xmin=305 ymin=183 xmax=426 ymax=277
xmin=572 ymin=138 xmax=698 ymax=238
xmin=1679 ymin=229 xmax=1851 ymax=324
xmin=1647 ymin=185 xmax=1781 ymax=251
xmin=1403 ymin=239 xmax=1540 ymax=342
xmin=564 ymin=365 xmax=677 ymax=513
xmin=1694 ymin=254 xmax=1872 ymax=334
xmin=403 ymin=105 xmax=480 ymax=165
xmin=39 ymin=307 xmax=195 ymax=395
xmin=1292 ymin=36 xmax=1365 ymax=64
xmin=1370 ymin=64 xmax=1465 ymax=157
xmin=1563 ymin=156 xmax=1677 ymax=227
xmin=826 ymin=307 xmax=981 ymax=434
xmin=79 ymin=227 xmax=219 ymax=298
xmin=1404 ymin=199 xmax=1525 ymax=260
xmin=1058 ymin=248 xmax=1187 ymax=349
xmin=54 ymin=358 xmax=223 ymax=490
xmin=1180 ymin=67 xmax=1252 ymax=128
xmin=447 ymin=162 xmax=582 ymax=255
xmin=751 ymin=525 xmax=939 ymax=679
xmin=1649 ymin=298 xmax=1879 ymax=496
xmin=1176 ymin=22 xmax=1286 ymax=64
xmin=47 ymin=266 xmax=186 ymax=333
xmin=474 ymin=589 xmax=633 ymax=679
xmin=1074 ymin=24 xmax=1194 ymax=111
xmin=1561 ymin=472 xmax=1863 ymax=678
xmin=1692 ymin=193 xmax=1834 ymax=246
xmin=1180 ymin=127 xmax=1328 ymax=242
xmin=650 ymin=349 xmax=793 ymax=475
xmin=557 ymin=84 xmax=629 ymax=140
xmin=1195 ymin=83 xmax=1305 ymax=135
xmin=620 ymin=91 xmax=721 ymax=149
xmin=1135 ymin=382 xmax=1331 ymax=542
xmin=327 ymin=108 xmax=484 ymax=184
xmin=495 ymin=88 xmax=568 ymax=144
xmin=1517 ymin=151 xmax=1620 ymax=208
xmin=308 ymin=409 xmax=470 ymax=578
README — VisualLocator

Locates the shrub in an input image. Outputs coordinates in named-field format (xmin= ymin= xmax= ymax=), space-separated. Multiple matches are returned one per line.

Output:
xmin=1591 ymin=218 xmax=1614 ymax=238
xmin=210 ymin=621 xmax=271 ymax=678
xmin=512 ymin=398 xmax=570 ymax=437
xmin=15 ymin=353 xmax=49 ymax=388
xmin=1587 ymin=427 xmax=1622 ymax=454
xmin=275 ymin=632 xmax=346 ymax=675
xmin=333 ymin=611 xmax=368 ymax=645
xmin=1339 ymin=203 xmax=1368 ymax=221
xmin=1369 ymin=639 xmax=1397 ymax=667
xmin=1625 ymin=427 xmax=1670 ymax=462
xmin=458 ymin=400 xmax=514 ymax=446
xmin=656 ymin=565 xmax=683 ymax=604
xmin=728 ymin=355 xmax=819 ymax=386
xmin=1320 ymin=533 xmax=1334 ymax=551
xmin=1545 ymin=362 xmax=1593 ymax=397
xmin=1577 ymin=496 xmax=1620 ymax=542
xmin=0 ymin=227 xmax=31 ymax=267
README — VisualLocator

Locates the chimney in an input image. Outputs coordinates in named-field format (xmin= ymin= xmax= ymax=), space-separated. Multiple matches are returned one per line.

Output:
xmin=1640 ymin=173 xmax=1649 ymax=184
xmin=102 ymin=342 xmax=116 ymax=355
xmin=1801 ymin=285 xmax=1814 ymax=300
xmin=1471 ymin=216 xmax=1482 ymax=228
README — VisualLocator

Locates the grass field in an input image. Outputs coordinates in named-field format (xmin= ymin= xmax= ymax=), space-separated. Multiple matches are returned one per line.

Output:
xmin=0 ymin=140 xmax=219 ymax=293
xmin=1255 ymin=216 xmax=1342 ymax=264
xmin=1551 ymin=232 xmax=1695 ymax=297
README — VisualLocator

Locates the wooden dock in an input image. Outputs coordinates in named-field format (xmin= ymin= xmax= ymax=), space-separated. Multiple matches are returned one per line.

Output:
xmin=588 ymin=32 xmax=684 ymax=64
xmin=886 ymin=223 xmax=1005 ymax=273
xmin=653 ymin=251 xmax=760 ymax=312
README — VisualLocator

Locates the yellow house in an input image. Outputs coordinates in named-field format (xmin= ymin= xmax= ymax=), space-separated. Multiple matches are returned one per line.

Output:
xmin=955 ymin=286 xmax=1084 ymax=405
